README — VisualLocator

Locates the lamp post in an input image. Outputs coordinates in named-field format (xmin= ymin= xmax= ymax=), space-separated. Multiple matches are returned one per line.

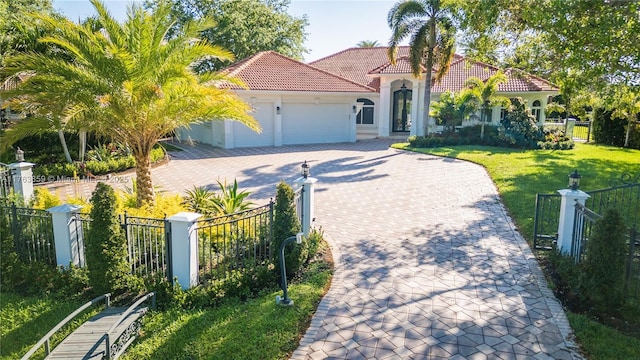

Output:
xmin=569 ymin=169 xmax=581 ymax=191
xmin=15 ymin=147 xmax=24 ymax=162
xmin=276 ymin=233 xmax=303 ymax=306
xmin=301 ymin=160 xmax=310 ymax=179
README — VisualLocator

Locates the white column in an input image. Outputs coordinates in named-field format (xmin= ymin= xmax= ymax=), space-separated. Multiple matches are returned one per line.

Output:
xmin=9 ymin=161 xmax=35 ymax=201
xmin=223 ymin=120 xmax=234 ymax=149
xmin=274 ymin=96 xmax=283 ymax=146
xmin=378 ymin=81 xmax=391 ymax=137
xmin=349 ymin=103 xmax=357 ymax=142
xmin=556 ymin=189 xmax=590 ymax=255
xmin=167 ymin=212 xmax=201 ymax=289
xmin=48 ymin=204 xmax=84 ymax=268
xmin=411 ymin=81 xmax=420 ymax=136
xmin=293 ymin=177 xmax=317 ymax=237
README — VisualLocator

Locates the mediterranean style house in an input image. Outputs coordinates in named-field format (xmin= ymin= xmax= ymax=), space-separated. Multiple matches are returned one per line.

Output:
xmin=178 ymin=47 xmax=559 ymax=149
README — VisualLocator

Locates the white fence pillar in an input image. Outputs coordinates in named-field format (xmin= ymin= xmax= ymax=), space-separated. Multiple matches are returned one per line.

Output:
xmin=167 ymin=212 xmax=201 ymax=290
xmin=9 ymin=161 xmax=35 ymax=201
xmin=293 ymin=177 xmax=317 ymax=237
xmin=557 ymin=189 xmax=590 ymax=254
xmin=47 ymin=204 xmax=84 ymax=268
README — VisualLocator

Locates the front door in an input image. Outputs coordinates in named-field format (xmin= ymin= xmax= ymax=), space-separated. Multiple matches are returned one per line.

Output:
xmin=392 ymin=88 xmax=412 ymax=132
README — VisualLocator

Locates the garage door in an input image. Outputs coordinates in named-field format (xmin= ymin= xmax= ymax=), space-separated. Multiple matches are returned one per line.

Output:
xmin=233 ymin=102 xmax=274 ymax=147
xmin=281 ymin=103 xmax=350 ymax=145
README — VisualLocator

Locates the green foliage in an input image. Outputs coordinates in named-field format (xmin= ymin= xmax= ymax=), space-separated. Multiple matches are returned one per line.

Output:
xmin=86 ymin=182 xmax=132 ymax=295
xmin=568 ymin=312 xmax=640 ymax=360
xmin=30 ymin=187 xmax=62 ymax=210
xmin=592 ymin=108 xmax=630 ymax=148
xmin=430 ymin=90 xmax=473 ymax=132
xmin=580 ymin=209 xmax=628 ymax=313
xmin=537 ymin=128 xmax=575 ymax=150
xmin=183 ymin=185 xmax=218 ymax=215
xmin=407 ymin=125 xmax=503 ymax=148
xmin=499 ymin=97 xmax=544 ymax=148
xmin=156 ymin=0 xmax=308 ymax=70
xmin=212 ymin=178 xmax=253 ymax=215
xmin=272 ymin=181 xmax=302 ymax=279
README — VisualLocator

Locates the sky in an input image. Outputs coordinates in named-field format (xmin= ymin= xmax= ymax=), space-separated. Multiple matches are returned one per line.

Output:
xmin=51 ymin=0 xmax=403 ymax=62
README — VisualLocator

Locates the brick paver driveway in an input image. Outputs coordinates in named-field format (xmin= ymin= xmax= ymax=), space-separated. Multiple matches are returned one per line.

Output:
xmin=49 ymin=139 xmax=582 ymax=359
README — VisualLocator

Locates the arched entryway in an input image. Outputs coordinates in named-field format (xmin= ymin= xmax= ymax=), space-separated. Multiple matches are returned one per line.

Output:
xmin=392 ymin=82 xmax=412 ymax=132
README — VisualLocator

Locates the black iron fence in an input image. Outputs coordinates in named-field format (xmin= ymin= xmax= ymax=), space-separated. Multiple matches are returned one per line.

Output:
xmin=0 ymin=163 xmax=12 ymax=198
xmin=0 ymin=202 xmax=55 ymax=266
xmin=533 ymin=177 xmax=640 ymax=250
xmin=121 ymin=213 xmax=169 ymax=278
xmin=197 ymin=201 xmax=274 ymax=283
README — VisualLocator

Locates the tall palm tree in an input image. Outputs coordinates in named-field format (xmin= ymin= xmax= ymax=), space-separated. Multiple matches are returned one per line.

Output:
xmin=388 ymin=0 xmax=456 ymax=136
xmin=1 ymin=0 xmax=258 ymax=206
xmin=464 ymin=71 xmax=510 ymax=139
xmin=356 ymin=40 xmax=380 ymax=48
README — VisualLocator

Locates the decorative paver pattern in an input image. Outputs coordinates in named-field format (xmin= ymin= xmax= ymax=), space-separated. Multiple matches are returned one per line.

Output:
xmin=40 ymin=139 xmax=582 ymax=359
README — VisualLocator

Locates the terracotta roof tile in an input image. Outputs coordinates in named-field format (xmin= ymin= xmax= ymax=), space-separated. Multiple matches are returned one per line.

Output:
xmin=368 ymin=56 xmax=425 ymax=75
xmin=431 ymin=59 xmax=559 ymax=93
xmin=221 ymin=51 xmax=375 ymax=93
xmin=310 ymin=47 xmax=411 ymax=89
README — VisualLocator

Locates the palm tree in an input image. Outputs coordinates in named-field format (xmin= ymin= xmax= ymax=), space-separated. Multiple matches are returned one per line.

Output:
xmin=464 ymin=71 xmax=510 ymax=139
xmin=388 ymin=0 xmax=457 ymax=136
xmin=356 ymin=40 xmax=380 ymax=48
xmin=1 ymin=0 xmax=258 ymax=206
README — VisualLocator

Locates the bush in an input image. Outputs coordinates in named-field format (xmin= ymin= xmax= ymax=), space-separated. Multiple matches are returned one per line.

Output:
xmin=499 ymin=98 xmax=544 ymax=148
xmin=537 ymin=128 xmax=575 ymax=150
xmin=86 ymin=182 xmax=133 ymax=295
xmin=580 ymin=209 xmax=628 ymax=312
xmin=272 ymin=181 xmax=303 ymax=280
xmin=592 ymin=108 xmax=628 ymax=147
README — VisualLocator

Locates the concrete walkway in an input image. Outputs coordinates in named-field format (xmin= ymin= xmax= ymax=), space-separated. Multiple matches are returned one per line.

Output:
xmin=42 ymin=139 xmax=582 ymax=359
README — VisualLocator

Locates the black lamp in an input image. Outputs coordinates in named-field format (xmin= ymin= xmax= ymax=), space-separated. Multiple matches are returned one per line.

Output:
xmin=301 ymin=161 xmax=310 ymax=179
xmin=569 ymin=169 xmax=581 ymax=190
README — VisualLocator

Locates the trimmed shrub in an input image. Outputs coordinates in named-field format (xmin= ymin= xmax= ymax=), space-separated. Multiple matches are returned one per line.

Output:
xmin=580 ymin=209 xmax=628 ymax=312
xmin=272 ymin=181 xmax=303 ymax=279
xmin=592 ymin=108 xmax=627 ymax=147
xmin=86 ymin=182 xmax=132 ymax=295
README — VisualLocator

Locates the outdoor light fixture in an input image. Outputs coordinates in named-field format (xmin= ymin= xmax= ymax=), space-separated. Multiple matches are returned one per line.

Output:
xmin=15 ymin=147 xmax=24 ymax=162
xmin=401 ymin=80 xmax=407 ymax=96
xmin=569 ymin=169 xmax=581 ymax=190
xmin=352 ymin=105 xmax=357 ymax=113
xmin=301 ymin=160 xmax=310 ymax=179
xmin=276 ymin=106 xmax=281 ymax=115
xmin=314 ymin=97 xmax=320 ymax=104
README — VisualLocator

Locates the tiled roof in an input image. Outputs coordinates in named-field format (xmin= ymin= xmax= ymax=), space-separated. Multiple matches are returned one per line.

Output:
xmin=368 ymin=56 xmax=425 ymax=75
xmin=220 ymin=51 xmax=375 ymax=93
xmin=311 ymin=47 xmax=473 ymax=90
xmin=310 ymin=47 xmax=412 ymax=89
xmin=432 ymin=58 xmax=558 ymax=93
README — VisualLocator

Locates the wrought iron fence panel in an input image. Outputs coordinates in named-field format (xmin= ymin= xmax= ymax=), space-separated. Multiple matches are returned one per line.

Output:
xmin=197 ymin=202 xmax=273 ymax=282
xmin=0 ymin=203 xmax=55 ymax=266
xmin=573 ymin=122 xmax=591 ymax=142
xmin=120 ymin=213 xmax=168 ymax=279
xmin=0 ymin=163 xmax=12 ymax=198
xmin=625 ymin=227 xmax=640 ymax=300
xmin=586 ymin=182 xmax=640 ymax=228
xmin=570 ymin=202 xmax=602 ymax=263
xmin=533 ymin=193 xmax=561 ymax=250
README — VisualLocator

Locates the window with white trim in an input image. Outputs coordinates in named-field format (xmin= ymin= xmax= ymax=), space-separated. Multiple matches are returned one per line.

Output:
xmin=356 ymin=98 xmax=375 ymax=125
xmin=531 ymin=100 xmax=542 ymax=122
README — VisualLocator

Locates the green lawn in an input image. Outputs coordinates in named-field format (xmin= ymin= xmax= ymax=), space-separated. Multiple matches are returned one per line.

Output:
xmin=0 ymin=293 xmax=100 ymax=360
xmin=1 ymin=260 xmax=331 ymax=360
xmin=392 ymin=141 xmax=640 ymax=358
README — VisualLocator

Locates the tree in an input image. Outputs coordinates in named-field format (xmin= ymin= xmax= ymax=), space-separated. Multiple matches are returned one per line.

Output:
xmin=388 ymin=0 xmax=457 ymax=136
xmin=464 ymin=71 xmax=510 ymax=139
xmin=1 ymin=0 xmax=258 ymax=206
xmin=357 ymin=40 xmax=380 ymax=48
xmin=429 ymin=89 xmax=475 ymax=133
xmin=152 ymin=0 xmax=308 ymax=71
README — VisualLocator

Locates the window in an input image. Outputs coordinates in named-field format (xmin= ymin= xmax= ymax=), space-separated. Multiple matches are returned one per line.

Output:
xmin=356 ymin=98 xmax=375 ymax=125
xmin=531 ymin=100 xmax=542 ymax=122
